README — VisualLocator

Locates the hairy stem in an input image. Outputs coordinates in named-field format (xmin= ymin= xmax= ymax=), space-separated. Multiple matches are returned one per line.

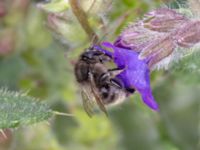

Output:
xmin=69 ymin=0 xmax=99 ymax=43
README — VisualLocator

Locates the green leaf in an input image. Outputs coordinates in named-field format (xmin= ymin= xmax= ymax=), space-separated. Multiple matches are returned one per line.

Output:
xmin=37 ymin=0 xmax=70 ymax=13
xmin=0 ymin=89 xmax=53 ymax=129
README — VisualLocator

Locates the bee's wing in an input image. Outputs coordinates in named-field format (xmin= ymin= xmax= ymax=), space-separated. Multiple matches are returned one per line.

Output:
xmin=81 ymin=87 xmax=95 ymax=117
xmin=88 ymin=73 xmax=108 ymax=116
xmin=117 ymin=8 xmax=188 ymax=59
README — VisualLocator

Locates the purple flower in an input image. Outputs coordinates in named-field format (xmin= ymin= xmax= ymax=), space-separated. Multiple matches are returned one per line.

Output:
xmin=94 ymin=42 xmax=159 ymax=111
xmin=94 ymin=8 xmax=200 ymax=111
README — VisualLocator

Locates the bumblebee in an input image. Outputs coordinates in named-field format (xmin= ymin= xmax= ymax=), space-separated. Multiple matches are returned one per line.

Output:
xmin=74 ymin=47 xmax=132 ymax=116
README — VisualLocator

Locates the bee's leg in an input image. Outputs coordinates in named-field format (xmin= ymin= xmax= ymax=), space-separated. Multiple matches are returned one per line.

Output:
xmin=88 ymin=72 xmax=108 ymax=116
xmin=97 ymin=72 xmax=110 ymax=87
xmin=110 ymin=78 xmax=124 ymax=89
xmin=97 ymin=68 xmax=125 ymax=90
xmin=108 ymin=68 xmax=124 ymax=77
xmin=108 ymin=68 xmax=135 ymax=93
xmin=97 ymin=68 xmax=123 ymax=85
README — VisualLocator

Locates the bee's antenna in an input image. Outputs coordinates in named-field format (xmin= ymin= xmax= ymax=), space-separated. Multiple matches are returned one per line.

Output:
xmin=88 ymin=32 xmax=110 ymax=52
xmin=91 ymin=33 xmax=99 ymax=45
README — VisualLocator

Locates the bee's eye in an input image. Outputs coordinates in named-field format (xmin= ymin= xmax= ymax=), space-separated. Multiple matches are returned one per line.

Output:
xmin=81 ymin=51 xmax=102 ymax=60
xmin=99 ymin=73 xmax=109 ymax=83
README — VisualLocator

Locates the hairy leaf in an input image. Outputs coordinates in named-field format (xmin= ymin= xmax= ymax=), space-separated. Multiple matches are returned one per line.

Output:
xmin=0 ymin=89 xmax=53 ymax=129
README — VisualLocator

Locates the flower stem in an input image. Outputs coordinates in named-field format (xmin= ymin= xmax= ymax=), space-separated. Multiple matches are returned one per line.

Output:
xmin=69 ymin=0 xmax=99 ymax=43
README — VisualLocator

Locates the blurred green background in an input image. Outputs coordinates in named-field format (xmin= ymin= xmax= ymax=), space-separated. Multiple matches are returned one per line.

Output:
xmin=0 ymin=0 xmax=199 ymax=150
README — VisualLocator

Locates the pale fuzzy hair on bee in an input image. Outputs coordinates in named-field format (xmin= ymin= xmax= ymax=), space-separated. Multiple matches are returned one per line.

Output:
xmin=106 ymin=90 xmax=127 ymax=107
xmin=81 ymin=82 xmax=127 ymax=107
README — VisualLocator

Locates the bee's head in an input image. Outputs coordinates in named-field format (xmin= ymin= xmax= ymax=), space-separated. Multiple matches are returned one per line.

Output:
xmin=80 ymin=47 xmax=109 ymax=63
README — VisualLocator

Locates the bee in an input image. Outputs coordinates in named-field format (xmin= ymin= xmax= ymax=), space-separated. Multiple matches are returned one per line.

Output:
xmin=74 ymin=47 xmax=134 ymax=117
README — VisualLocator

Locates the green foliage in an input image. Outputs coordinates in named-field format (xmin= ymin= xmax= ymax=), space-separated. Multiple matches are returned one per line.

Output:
xmin=37 ymin=0 xmax=70 ymax=13
xmin=0 ymin=89 xmax=52 ymax=129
